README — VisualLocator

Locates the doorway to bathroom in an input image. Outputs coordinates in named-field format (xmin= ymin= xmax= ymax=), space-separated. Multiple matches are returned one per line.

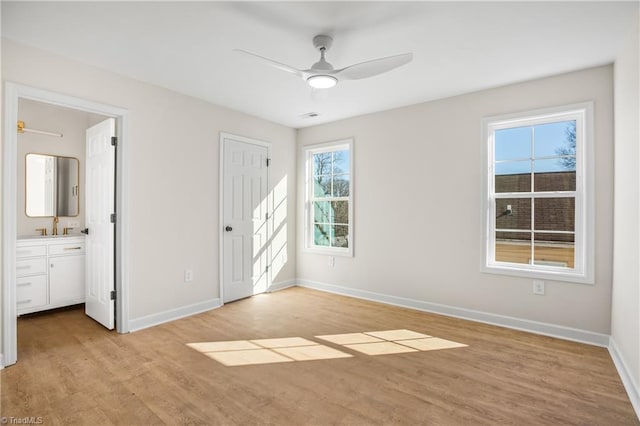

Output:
xmin=2 ymin=83 xmax=130 ymax=367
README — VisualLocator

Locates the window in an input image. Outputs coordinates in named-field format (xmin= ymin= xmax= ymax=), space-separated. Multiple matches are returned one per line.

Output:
xmin=305 ymin=139 xmax=353 ymax=256
xmin=482 ymin=103 xmax=593 ymax=283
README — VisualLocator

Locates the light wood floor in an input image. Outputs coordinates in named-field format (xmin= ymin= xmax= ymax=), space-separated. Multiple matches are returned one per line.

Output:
xmin=1 ymin=287 xmax=637 ymax=425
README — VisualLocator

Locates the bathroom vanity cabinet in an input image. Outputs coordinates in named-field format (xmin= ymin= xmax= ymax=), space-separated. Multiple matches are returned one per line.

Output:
xmin=16 ymin=236 xmax=85 ymax=315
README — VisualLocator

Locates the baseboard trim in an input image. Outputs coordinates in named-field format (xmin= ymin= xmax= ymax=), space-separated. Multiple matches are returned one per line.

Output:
xmin=128 ymin=298 xmax=222 ymax=332
xmin=268 ymin=279 xmax=297 ymax=293
xmin=609 ymin=338 xmax=640 ymax=418
xmin=296 ymin=279 xmax=610 ymax=347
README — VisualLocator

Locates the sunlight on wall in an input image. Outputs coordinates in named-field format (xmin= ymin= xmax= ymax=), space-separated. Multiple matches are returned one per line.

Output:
xmin=251 ymin=175 xmax=289 ymax=293
xmin=269 ymin=175 xmax=288 ymax=283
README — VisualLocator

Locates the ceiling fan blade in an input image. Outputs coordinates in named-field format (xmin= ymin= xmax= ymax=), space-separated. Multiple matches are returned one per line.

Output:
xmin=335 ymin=53 xmax=413 ymax=80
xmin=233 ymin=49 xmax=305 ymax=78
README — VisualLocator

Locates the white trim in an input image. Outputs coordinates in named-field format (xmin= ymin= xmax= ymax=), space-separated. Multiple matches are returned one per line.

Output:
xmin=609 ymin=338 xmax=640 ymax=419
xmin=297 ymin=279 xmax=610 ymax=347
xmin=481 ymin=102 xmax=595 ymax=284
xmin=2 ymin=82 xmax=130 ymax=367
xmin=303 ymin=138 xmax=354 ymax=257
xmin=128 ymin=298 xmax=222 ymax=332
xmin=267 ymin=279 xmax=297 ymax=293
xmin=219 ymin=132 xmax=272 ymax=304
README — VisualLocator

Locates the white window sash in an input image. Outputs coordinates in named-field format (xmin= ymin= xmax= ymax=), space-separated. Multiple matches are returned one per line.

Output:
xmin=305 ymin=139 xmax=354 ymax=256
xmin=482 ymin=103 xmax=593 ymax=284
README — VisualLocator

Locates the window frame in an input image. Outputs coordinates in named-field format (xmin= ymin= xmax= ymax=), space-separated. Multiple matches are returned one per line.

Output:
xmin=304 ymin=139 xmax=354 ymax=257
xmin=481 ymin=103 xmax=594 ymax=284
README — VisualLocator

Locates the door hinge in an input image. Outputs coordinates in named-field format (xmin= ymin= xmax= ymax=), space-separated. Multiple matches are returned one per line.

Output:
xmin=110 ymin=290 xmax=117 ymax=300
xmin=110 ymin=213 xmax=117 ymax=223
xmin=265 ymin=212 xmax=269 ymax=221
xmin=265 ymin=265 xmax=269 ymax=273
xmin=111 ymin=136 xmax=118 ymax=146
xmin=266 ymin=158 xmax=271 ymax=167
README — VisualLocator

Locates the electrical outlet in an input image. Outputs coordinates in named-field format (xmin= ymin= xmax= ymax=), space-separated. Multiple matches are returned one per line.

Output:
xmin=67 ymin=221 xmax=80 ymax=228
xmin=328 ymin=256 xmax=335 ymax=267
xmin=184 ymin=269 xmax=193 ymax=282
xmin=533 ymin=280 xmax=545 ymax=295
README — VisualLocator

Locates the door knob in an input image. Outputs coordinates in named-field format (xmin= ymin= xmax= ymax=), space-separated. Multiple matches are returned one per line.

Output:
xmin=80 ymin=228 xmax=89 ymax=235
xmin=225 ymin=226 xmax=233 ymax=232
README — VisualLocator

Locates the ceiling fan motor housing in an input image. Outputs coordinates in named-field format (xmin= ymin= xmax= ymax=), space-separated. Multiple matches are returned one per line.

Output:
xmin=312 ymin=35 xmax=333 ymax=52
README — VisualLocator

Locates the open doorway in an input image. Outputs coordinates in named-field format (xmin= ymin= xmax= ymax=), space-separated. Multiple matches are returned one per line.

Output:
xmin=2 ymin=83 xmax=130 ymax=367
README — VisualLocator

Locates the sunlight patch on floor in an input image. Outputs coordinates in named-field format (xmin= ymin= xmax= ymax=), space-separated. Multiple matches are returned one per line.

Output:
xmin=188 ymin=329 xmax=467 ymax=366
xmin=250 ymin=337 xmax=317 ymax=348
xmin=364 ymin=329 xmax=431 ymax=341
xmin=273 ymin=344 xmax=353 ymax=361
xmin=344 ymin=341 xmax=419 ymax=355
xmin=397 ymin=337 xmax=467 ymax=351
xmin=316 ymin=332 xmax=384 ymax=345
xmin=187 ymin=338 xmax=352 ymax=366
xmin=204 ymin=348 xmax=293 ymax=366
xmin=317 ymin=329 xmax=467 ymax=356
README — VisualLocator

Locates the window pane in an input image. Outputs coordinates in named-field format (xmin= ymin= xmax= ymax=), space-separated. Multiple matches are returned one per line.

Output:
xmin=331 ymin=225 xmax=349 ymax=248
xmin=533 ymin=232 xmax=574 ymax=269
xmin=496 ymin=198 xmax=531 ymax=230
xmin=314 ymin=152 xmax=332 ymax=176
xmin=495 ymin=231 xmax=531 ymax=264
xmin=333 ymin=174 xmax=350 ymax=197
xmin=313 ymin=223 xmax=330 ymax=246
xmin=313 ymin=152 xmax=333 ymax=176
xmin=495 ymin=127 xmax=531 ymax=161
xmin=314 ymin=176 xmax=331 ymax=197
xmin=534 ymin=198 xmax=575 ymax=232
xmin=313 ymin=201 xmax=330 ymax=223
xmin=331 ymin=201 xmax=349 ymax=224
xmin=534 ymin=120 xmax=576 ymax=158
xmin=333 ymin=150 xmax=350 ymax=174
xmin=534 ymin=160 xmax=576 ymax=191
xmin=495 ymin=161 xmax=531 ymax=193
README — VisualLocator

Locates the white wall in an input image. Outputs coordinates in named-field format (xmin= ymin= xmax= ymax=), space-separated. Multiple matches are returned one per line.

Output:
xmin=2 ymin=39 xmax=297 ymax=322
xmin=17 ymin=99 xmax=94 ymax=236
xmin=612 ymin=9 xmax=640 ymax=413
xmin=297 ymin=65 xmax=614 ymax=336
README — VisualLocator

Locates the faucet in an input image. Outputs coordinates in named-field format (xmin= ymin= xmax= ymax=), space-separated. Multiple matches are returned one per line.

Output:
xmin=52 ymin=216 xmax=59 ymax=236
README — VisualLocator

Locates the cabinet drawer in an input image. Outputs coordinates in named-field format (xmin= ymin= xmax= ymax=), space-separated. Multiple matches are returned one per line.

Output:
xmin=16 ymin=257 xmax=47 ymax=276
xmin=16 ymin=275 xmax=47 ymax=310
xmin=49 ymin=241 xmax=85 ymax=255
xmin=16 ymin=245 xmax=47 ymax=258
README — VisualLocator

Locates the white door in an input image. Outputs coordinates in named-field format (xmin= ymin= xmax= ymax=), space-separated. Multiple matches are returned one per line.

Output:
xmin=85 ymin=118 xmax=116 ymax=329
xmin=222 ymin=135 xmax=269 ymax=303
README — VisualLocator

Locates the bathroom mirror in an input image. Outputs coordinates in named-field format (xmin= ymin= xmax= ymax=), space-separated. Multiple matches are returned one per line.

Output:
xmin=26 ymin=153 xmax=79 ymax=217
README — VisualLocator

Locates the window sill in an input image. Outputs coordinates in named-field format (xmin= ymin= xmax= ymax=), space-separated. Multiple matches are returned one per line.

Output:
xmin=303 ymin=247 xmax=353 ymax=257
xmin=482 ymin=263 xmax=594 ymax=285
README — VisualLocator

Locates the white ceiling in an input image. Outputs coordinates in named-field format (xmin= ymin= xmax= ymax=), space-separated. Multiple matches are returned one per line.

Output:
xmin=2 ymin=2 xmax=637 ymax=128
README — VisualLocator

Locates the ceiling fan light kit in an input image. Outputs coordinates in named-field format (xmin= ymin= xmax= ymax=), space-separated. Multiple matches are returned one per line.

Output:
xmin=307 ymin=74 xmax=338 ymax=89
xmin=235 ymin=34 xmax=413 ymax=90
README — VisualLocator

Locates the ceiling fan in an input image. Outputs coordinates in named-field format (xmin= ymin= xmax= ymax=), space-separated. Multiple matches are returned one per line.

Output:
xmin=234 ymin=35 xmax=413 ymax=89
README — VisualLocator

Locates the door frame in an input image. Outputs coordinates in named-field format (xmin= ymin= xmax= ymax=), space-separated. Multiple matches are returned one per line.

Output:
xmin=2 ymin=82 xmax=130 ymax=367
xmin=218 ymin=132 xmax=271 ymax=303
